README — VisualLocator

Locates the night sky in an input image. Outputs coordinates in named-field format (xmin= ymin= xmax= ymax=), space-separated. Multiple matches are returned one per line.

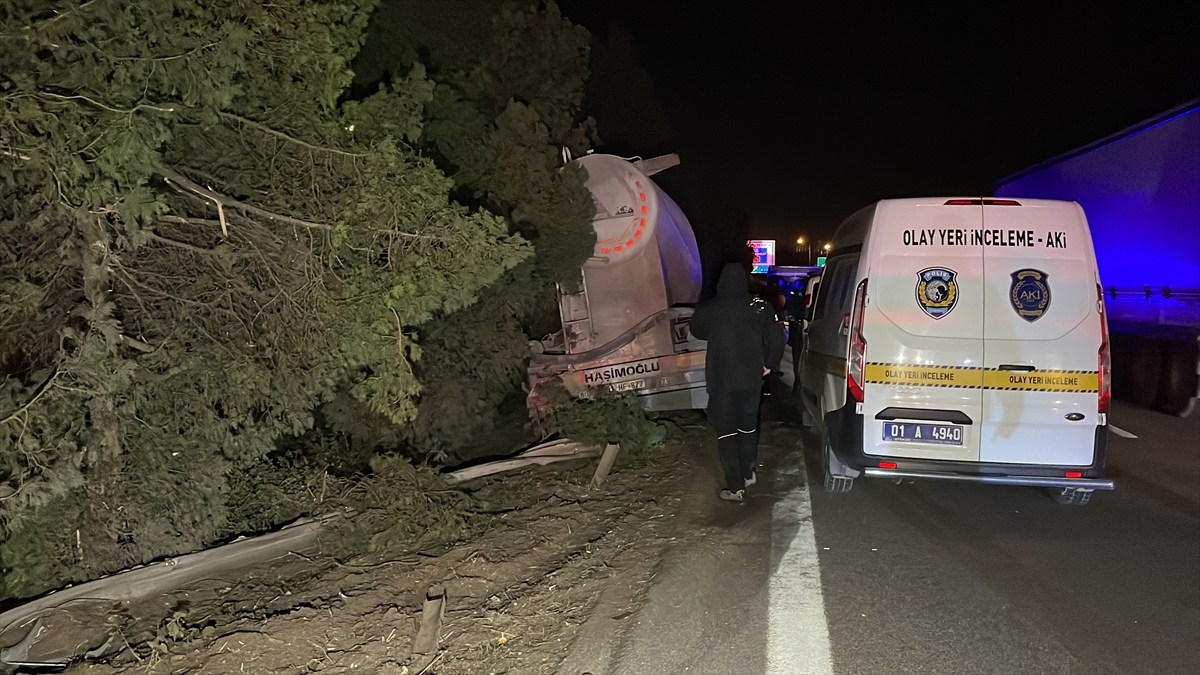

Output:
xmin=559 ymin=1 xmax=1200 ymax=261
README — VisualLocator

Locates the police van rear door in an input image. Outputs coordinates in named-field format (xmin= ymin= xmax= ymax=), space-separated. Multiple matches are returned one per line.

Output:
xmin=979 ymin=200 xmax=1100 ymax=466
xmin=864 ymin=199 xmax=985 ymax=462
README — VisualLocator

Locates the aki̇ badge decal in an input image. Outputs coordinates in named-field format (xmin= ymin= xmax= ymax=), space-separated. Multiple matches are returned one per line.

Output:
xmin=915 ymin=267 xmax=958 ymax=319
xmin=1010 ymin=268 xmax=1051 ymax=322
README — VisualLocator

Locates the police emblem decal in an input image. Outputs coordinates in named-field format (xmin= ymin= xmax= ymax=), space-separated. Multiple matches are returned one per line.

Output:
xmin=1010 ymin=268 xmax=1051 ymax=322
xmin=915 ymin=267 xmax=959 ymax=319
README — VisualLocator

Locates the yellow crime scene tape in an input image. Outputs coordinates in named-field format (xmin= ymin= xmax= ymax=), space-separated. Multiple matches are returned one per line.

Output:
xmin=864 ymin=362 xmax=1098 ymax=393
xmin=864 ymin=363 xmax=984 ymax=389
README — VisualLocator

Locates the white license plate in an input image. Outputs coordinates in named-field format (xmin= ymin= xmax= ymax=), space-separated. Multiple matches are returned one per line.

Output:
xmin=882 ymin=422 xmax=963 ymax=446
xmin=611 ymin=379 xmax=645 ymax=392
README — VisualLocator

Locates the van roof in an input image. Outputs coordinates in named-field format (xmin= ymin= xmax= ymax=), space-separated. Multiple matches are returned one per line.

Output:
xmin=830 ymin=197 xmax=1084 ymax=252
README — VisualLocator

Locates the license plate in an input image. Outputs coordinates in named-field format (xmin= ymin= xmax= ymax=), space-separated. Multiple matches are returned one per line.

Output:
xmin=611 ymin=379 xmax=644 ymax=392
xmin=882 ymin=422 xmax=963 ymax=446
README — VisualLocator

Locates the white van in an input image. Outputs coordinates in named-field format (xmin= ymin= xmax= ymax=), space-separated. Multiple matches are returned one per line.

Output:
xmin=798 ymin=198 xmax=1114 ymax=504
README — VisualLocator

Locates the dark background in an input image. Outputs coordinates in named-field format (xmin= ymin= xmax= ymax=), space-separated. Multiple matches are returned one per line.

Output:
xmin=560 ymin=1 xmax=1200 ymax=268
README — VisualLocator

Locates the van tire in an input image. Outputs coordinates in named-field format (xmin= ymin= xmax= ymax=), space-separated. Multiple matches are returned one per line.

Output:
xmin=822 ymin=441 xmax=854 ymax=493
xmin=1055 ymin=487 xmax=1093 ymax=506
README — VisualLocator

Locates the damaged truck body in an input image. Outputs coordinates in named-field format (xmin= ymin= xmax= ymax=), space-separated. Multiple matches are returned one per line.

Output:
xmin=527 ymin=153 xmax=708 ymax=413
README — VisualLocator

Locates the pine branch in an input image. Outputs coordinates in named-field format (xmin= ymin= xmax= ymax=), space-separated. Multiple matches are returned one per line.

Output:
xmin=146 ymin=229 xmax=219 ymax=254
xmin=160 ymin=168 xmax=332 ymax=232
xmin=111 ymin=41 xmax=223 ymax=63
xmin=158 ymin=215 xmax=223 ymax=229
xmin=38 ymin=91 xmax=176 ymax=115
xmin=0 ymin=0 xmax=99 ymax=38
xmin=0 ymin=367 xmax=60 ymax=427
xmin=120 ymin=335 xmax=154 ymax=352
xmin=219 ymin=113 xmax=365 ymax=159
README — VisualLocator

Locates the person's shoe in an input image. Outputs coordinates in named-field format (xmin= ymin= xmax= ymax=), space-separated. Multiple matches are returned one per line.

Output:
xmin=744 ymin=472 xmax=757 ymax=488
xmin=718 ymin=489 xmax=745 ymax=503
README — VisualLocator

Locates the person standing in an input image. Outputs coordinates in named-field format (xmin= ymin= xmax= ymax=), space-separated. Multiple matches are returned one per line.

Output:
xmin=690 ymin=263 xmax=786 ymax=502
xmin=784 ymin=283 xmax=807 ymax=390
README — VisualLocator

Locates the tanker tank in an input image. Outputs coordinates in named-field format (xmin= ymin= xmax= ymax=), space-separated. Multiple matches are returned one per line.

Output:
xmin=528 ymin=153 xmax=709 ymax=413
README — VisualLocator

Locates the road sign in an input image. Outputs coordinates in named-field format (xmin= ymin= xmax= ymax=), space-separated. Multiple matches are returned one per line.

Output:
xmin=748 ymin=239 xmax=775 ymax=274
xmin=817 ymin=256 xmax=827 ymax=267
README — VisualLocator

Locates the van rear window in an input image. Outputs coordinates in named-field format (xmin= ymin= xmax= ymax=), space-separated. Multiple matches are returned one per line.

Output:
xmin=815 ymin=256 xmax=859 ymax=320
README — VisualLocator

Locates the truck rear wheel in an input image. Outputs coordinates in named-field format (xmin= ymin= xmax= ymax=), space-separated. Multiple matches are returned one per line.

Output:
xmin=1128 ymin=338 xmax=1164 ymax=410
xmin=1158 ymin=339 xmax=1199 ymax=416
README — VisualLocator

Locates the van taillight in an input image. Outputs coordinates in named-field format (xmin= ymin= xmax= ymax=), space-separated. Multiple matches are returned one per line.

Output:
xmin=847 ymin=279 xmax=869 ymax=403
xmin=1097 ymin=283 xmax=1111 ymax=415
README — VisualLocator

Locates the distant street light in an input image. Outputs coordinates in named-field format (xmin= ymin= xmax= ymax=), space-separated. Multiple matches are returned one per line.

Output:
xmin=796 ymin=236 xmax=812 ymax=264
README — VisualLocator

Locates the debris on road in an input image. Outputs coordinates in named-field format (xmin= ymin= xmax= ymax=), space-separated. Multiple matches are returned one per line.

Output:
xmin=444 ymin=439 xmax=601 ymax=484
xmin=590 ymin=443 xmax=621 ymax=488
xmin=0 ymin=513 xmax=340 ymax=670
xmin=53 ymin=427 xmax=703 ymax=674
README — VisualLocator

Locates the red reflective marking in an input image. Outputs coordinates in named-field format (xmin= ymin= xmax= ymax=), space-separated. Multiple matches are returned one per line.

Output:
xmin=641 ymin=205 xmax=648 ymax=214
xmin=635 ymin=230 xmax=642 ymax=238
xmin=626 ymin=239 xmax=635 ymax=247
xmin=639 ymin=192 xmax=646 ymax=201
xmin=614 ymin=246 xmax=623 ymax=252
xmin=640 ymin=218 xmax=646 ymax=227
xmin=601 ymin=247 xmax=611 ymax=254
xmin=635 ymin=181 xmax=642 ymax=188
xmin=1065 ymin=471 xmax=1082 ymax=478
xmin=879 ymin=461 xmax=897 ymax=469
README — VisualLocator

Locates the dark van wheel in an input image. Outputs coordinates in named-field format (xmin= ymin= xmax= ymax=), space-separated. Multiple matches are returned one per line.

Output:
xmin=1055 ymin=487 xmax=1093 ymax=506
xmin=823 ymin=440 xmax=854 ymax=493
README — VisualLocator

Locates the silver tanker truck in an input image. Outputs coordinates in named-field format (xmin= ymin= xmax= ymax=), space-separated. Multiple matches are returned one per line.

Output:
xmin=527 ymin=153 xmax=708 ymax=413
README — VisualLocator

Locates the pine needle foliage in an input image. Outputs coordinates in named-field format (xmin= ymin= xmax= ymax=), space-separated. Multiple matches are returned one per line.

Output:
xmin=0 ymin=0 xmax=532 ymax=599
xmin=355 ymin=1 xmax=599 ymax=461
xmin=540 ymin=380 xmax=666 ymax=455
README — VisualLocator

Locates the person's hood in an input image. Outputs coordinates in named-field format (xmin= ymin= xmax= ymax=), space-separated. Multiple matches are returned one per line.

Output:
xmin=716 ymin=263 xmax=749 ymax=298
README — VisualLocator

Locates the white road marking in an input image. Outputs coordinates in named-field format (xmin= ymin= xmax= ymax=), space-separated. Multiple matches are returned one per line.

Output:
xmin=768 ymin=452 xmax=834 ymax=675
xmin=1109 ymin=425 xmax=1138 ymax=439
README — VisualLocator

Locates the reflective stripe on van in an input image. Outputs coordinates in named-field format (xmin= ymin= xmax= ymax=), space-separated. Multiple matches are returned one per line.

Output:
xmin=864 ymin=362 xmax=1099 ymax=392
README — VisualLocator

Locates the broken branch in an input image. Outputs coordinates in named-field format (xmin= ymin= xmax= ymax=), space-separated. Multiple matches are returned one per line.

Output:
xmin=146 ymin=231 xmax=217 ymax=254
xmin=119 ymin=335 xmax=155 ymax=353
xmin=160 ymin=168 xmax=331 ymax=231
xmin=219 ymin=113 xmax=365 ymax=159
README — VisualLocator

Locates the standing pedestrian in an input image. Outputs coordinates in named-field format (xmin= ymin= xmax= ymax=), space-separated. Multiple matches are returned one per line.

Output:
xmin=690 ymin=263 xmax=786 ymax=502
xmin=784 ymin=283 xmax=806 ymax=390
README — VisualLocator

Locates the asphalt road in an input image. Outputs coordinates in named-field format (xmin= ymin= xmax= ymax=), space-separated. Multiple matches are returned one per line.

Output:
xmin=596 ymin=396 xmax=1200 ymax=674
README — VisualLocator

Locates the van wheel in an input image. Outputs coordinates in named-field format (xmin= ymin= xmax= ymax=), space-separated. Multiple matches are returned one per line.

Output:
xmin=823 ymin=441 xmax=854 ymax=493
xmin=1055 ymin=487 xmax=1093 ymax=506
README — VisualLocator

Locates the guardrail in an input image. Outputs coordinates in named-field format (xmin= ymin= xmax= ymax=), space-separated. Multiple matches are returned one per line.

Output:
xmin=1106 ymin=286 xmax=1200 ymax=303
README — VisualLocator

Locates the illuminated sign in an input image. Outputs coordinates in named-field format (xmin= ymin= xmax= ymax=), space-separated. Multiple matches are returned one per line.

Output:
xmin=747 ymin=239 xmax=775 ymax=274
xmin=817 ymin=256 xmax=827 ymax=267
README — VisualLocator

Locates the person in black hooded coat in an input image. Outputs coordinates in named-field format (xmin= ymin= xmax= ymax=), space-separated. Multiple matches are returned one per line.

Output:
xmin=690 ymin=263 xmax=786 ymax=502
